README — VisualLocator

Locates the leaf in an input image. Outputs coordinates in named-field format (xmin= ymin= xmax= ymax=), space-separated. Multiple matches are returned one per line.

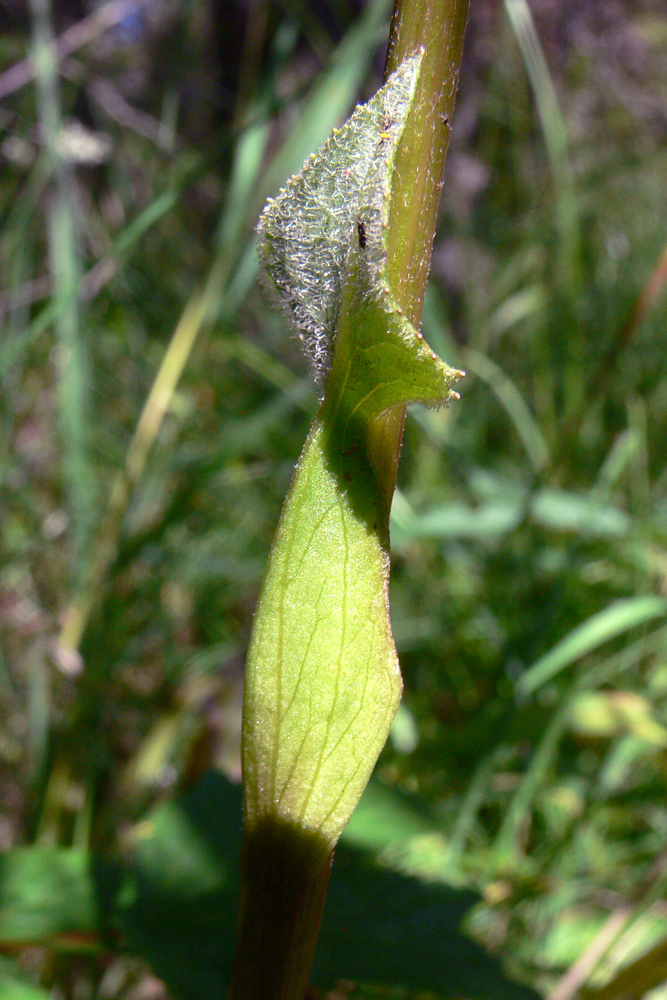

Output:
xmin=246 ymin=53 xmax=462 ymax=853
xmin=393 ymin=499 xmax=523 ymax=542
xmin=258 ymin=51 xmax=423 ymax=386
xmin=342 ymin=777 xmax=437 ymax=851
xmin=0 ymin=848 xmax=99 ymax=944
xmin=0 ymin=773 xmax=539 ymax=1000
xmin=0 ymin=960 xmax=52 ymax=1000
xmin=570 ymin=690 xmax=667 ymax=745
xmin=389 ymin=486 xmax=630 ymax=546
xmin=518 ymin=596 xmax=667 ymax=695
xmin=530 ymin=488 xmax=631 ymax=537
xmin=315 ymin=855 xmax=541 ymax=1000
xmin=117 ymin=772 xmax=242 ymax=998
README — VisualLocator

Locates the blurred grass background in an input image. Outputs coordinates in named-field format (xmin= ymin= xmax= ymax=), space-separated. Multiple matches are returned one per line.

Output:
xmin=1 ymin=0 xmax=667 ymax=998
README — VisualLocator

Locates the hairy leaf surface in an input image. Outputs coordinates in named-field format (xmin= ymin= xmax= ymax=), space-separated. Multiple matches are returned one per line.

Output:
xmin=245 ymin=52 xmax=462 ymax=852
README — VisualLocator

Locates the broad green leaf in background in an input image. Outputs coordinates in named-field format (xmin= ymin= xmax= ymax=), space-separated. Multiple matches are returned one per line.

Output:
xmin=530 ymin=488 xmax=631 ymax=537
xmin=0 ymin=960 xmax=52 ymax=1000
xmin=390 ymin=485 xmax=632 ymax=547
xmin=0 ymin=848 xmax=99 ymax=944
xmin=0 ymin=772 xmax=540 ymax=1000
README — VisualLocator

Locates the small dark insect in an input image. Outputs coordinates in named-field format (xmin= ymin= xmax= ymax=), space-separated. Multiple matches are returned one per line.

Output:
xmin=357 ymin=218 xmax=367 ymax=249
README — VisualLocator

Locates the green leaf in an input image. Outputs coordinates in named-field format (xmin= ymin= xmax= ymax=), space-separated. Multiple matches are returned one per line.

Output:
xmin=530 ymin=488 xmax=631 ymax=537
xmin=140 ymin=774 xmax=538 ymax=1000
xmin=258 ymin=51 xmax=423 ymax=385
xmin=0 ymin=960 xmax=52 ymax=1000
xmin=393 ymin=499 xmax=523 ymax=542
xmin=518 ymin=595 xmax=667 ymax=695
xmin=0 ymin=774 xmax=539 ymax=1000
xmin=0 ymin=848 xmax=99 ymax=944
xmin=242 ymin=421 xmax=406 ymax=848
xmin=315 ymin=854 xmax=541 ymax=1000
xmin=246 ymin=53 xmax=462 ymax=852
xmin=342 ymin=778 xmax=436 ymax=851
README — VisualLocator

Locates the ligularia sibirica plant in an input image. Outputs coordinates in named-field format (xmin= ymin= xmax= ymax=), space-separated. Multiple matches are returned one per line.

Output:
xmin=243 ymin=50 xmax=463 ymax=859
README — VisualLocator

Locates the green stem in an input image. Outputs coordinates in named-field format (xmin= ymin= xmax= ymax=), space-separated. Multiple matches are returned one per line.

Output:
xmin=369 ymin=0 xmax=470 ymax=498
xmin=228 ymin=4 xmax=469 ymax=999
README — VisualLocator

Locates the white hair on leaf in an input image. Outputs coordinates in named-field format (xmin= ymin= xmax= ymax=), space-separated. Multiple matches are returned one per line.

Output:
xmin=257 ymin=53 xmax=424 ymax=390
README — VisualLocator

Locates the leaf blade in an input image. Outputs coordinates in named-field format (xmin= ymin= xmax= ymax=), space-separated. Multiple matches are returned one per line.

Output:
xmin=518 ymin=596 xmax=667 ymax=696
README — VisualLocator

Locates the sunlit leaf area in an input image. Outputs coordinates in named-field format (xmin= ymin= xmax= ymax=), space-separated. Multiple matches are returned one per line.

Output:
xmin=1 ymin=1 xmax=667 ymax=998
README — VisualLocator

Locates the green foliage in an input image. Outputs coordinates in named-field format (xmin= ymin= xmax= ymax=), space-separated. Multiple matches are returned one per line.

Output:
xmin=245 ymin=53 xmax=460 ymax=853
xmin=0 ymin=771 xmax=539 ymax=1000
xmin=2 ymin=1 xmax=667 ymax=999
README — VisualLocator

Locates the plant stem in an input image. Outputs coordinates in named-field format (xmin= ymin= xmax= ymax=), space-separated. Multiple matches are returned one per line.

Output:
xmin=228 ymin=4 xmax=470 ymax=1000
xmin=368 ymin=0 xmax=470 ymax=499
xmin=227 ymin=822 xmax=333 ymax=1000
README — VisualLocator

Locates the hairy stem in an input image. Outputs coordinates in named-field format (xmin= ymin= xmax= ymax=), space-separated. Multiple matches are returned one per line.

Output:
xmin=368 ymin=0 xmax=470 ymax=497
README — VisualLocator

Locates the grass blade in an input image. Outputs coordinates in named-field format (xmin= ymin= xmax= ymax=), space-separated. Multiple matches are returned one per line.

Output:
xmin=504 ymin=0 xmax=579 ymax=288
xmin=518 ymin=596 xmax=667 ymax=696
xmin=30 ymin=0 xmax=94 ymax=567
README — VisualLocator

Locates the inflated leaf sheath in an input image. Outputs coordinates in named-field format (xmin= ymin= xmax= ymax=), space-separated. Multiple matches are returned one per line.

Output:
xmin=246 ymin=52 xmax=462 ymax=853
